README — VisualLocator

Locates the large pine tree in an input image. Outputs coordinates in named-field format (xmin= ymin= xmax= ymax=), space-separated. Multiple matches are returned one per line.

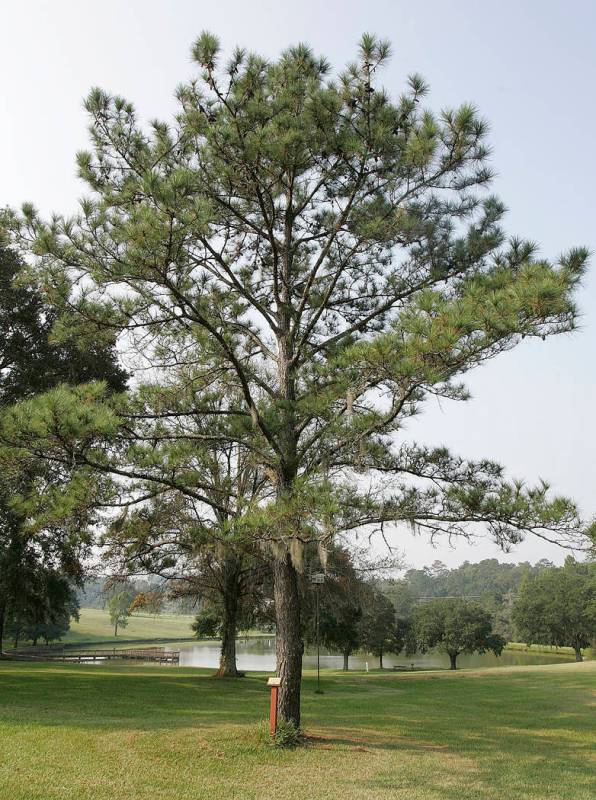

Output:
xmin=2 ymin=34 xmax=590 ymax=724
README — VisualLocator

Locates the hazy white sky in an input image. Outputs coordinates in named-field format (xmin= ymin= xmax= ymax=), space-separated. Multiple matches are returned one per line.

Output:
xmin=1 ymin=0 xmax=594 ymax=568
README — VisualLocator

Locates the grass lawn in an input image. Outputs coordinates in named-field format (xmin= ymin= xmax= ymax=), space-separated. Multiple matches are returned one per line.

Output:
xmin=60 ymin=607 xmax=196 ymax=644
xmin=0 ymin=660 xmax=593 ymax=800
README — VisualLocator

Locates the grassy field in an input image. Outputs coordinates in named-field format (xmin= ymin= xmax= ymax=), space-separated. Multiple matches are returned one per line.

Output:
xmin=0 ymin=660 xmax=593 ymax=800
xmin=60 ymin=607 xmax=196 ymax=644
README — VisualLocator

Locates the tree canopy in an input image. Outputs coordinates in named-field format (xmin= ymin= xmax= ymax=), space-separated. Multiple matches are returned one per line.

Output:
xmin=108 ymin=591 xmax=133 ymax=636
xmin=0 ymin=242 xmax=126 ymax=651
xmin=359 ymin=589 xmax=398 ymax=668
xmin=513 ymin=557 xmax=596 ymax=661
xmin=412 ymin=597 xmax=505 ymax=669
xmin=381 ymin=557 xmax=555 ymax=640
xmin=0 ymin=241 xmax=126 ymax=405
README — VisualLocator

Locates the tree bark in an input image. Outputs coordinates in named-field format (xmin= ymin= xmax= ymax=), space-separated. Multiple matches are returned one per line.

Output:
xmin=574 ymin=646 xmax=583 ymax=662
xmin=273 ymin=552 xmax=302 ymax=728
xmin=114 ymin=620 xmax=118 ymax=637
xmin=343 ymin=650 xmax=350 ymax=671
xmin=379 ymin=649 xmax=383 ymax=669
xmin=449 ymin=652 xmax=458 ymax=670
xmin=274 ymin=288 xmax=302 ymax=728
xmin=215 ymin=559 xmax=241 ymax=677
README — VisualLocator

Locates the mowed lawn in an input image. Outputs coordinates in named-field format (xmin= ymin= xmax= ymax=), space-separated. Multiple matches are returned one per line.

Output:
xmin=61 ymin=607 xmax=196 ymax=644
xmin=0 ymin=661 xmax=593 ymax=800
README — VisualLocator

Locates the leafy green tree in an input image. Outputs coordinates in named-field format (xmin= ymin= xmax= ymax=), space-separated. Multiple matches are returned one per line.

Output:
xmin=325 ymin=600 xmax=362 ymax=672
xmin=387 ymin=558 xmax=555 ymax=641
xmin=36 ymin=619 xmax=71 ymax=646
xmin=0 ymin=242 xmax=126 ymax=406
xmin=385 ymin=582 xmax=418 ymax=656
xmin=513 ymin=558 xmax=596 ymax=661
xmin=399 ymin=559 xmax=553 ymax=603
xmin=3 ymin=34 xmax=590 ymax=726
xmin=5 ymin=568 xmax=79 ymax=647
xmin=103 ymin=465 xmax=269 ymax=677
xmin=191 ymin=607 xmax=221 ymax=639
xmin=359 ymin=590 xmax=398 ymax=668
xmin=0 ymin=242 xmax=126 ymax=651
xmin=107 ymin=591 xmax=133 ymax=637
xmin=412 ymin=597 xmax=505 ymax=669
xmin=308 ymin=555 xmax=364 ymax=671
xmin=303 ymin=547 xmax=403 ymax=670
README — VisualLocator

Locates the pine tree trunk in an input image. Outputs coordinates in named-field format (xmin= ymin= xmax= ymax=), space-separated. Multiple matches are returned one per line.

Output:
xmin=215 ymin=561 xmax=240 ymax=677
xmin=574 ymin=646 xmax=583 ymax=662
xmin=216 ymin=623 xmax=238 ymax=677
xmin=274 ymin=309 xmax=302 ymax=728
xmin=343 ymin=651 xmax=349 ymax=671
xmin=379 ymin=649 xmax=383 ymax=669
xmin=449 ymin=652 xmax=458 ymax=670
xmin=273 ymin=552 xmax=302 ymax=728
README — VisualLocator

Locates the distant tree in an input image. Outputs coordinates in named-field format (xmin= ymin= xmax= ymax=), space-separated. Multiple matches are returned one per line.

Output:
xmin=108 ymin=592 xmax=132 ymax=637
xmin=129 ymin=591 xmax=164 ymax=617
xmin=412 ymin=597 xmax=505 ymax=669
xmin=401 ymin=559 xmax=553 ymax=604
xmin=320 ymin=589 xmax=362 ymax=672
xmin=37 ymin=619 xmax=71 ymax=645
xmin=429 ymin=561 xmax=449 ymax=580
xmin=37 ymin=570 xmax=80 ymax=645
xmin=5 ymin=568 xmax=79 ymax=647
xmin=380 ymin=579 xmax=416 ymax=652
xmin=489 ymin=589 xmax=517 ymax=642
xmin=382 ymin=579 xmax=415 ymax=613
xmin=359 ymin=590 xmax=397 ymax=668
xmin=106 ymin=488 xmax=268 ymax=678
xmin=390 ymin=559 xmax=556 ymax=644
xmin=303 ymin=547 xmax=364 ymax=671
xmin=77 ymin=579 xmax=107 ymax=610
xmin=513 ymin=558 xmax=596 ymax=661
xmin=191 ymin=607 xmax=221 ymax=639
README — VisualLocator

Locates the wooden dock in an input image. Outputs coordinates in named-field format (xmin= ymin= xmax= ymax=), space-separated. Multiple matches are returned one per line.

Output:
xmin=4 ymin=646 xmax=180 ymax=664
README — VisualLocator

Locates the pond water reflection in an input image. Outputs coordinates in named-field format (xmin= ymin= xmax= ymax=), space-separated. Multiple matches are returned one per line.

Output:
xmin=175 ymin=636 xmax=572 ymax=671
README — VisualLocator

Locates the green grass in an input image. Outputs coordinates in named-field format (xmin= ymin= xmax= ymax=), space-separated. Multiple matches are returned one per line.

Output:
xmin=0 ymin=660 xmax=593 ymax=800
xmin=60 ymin=607 xmax=196 ymax=644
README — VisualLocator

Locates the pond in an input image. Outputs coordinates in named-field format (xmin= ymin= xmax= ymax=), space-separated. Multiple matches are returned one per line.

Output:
xmin=174 ymin=636 xmax=573 ymax=671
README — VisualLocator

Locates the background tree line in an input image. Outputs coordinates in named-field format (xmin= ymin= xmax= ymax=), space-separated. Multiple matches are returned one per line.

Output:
xmin=381 ymin=557 xmax=556 ymax=641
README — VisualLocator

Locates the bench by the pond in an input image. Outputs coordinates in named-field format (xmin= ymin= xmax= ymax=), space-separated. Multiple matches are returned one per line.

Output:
xmin=392 ymin=664 xmax=416 ymax=672
xmin=4 ymin=646 xmax=180 ymax=664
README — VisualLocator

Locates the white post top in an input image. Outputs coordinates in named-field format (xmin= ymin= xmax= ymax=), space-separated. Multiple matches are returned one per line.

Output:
xmin=267 ymin=677 xmax=282 ymax=687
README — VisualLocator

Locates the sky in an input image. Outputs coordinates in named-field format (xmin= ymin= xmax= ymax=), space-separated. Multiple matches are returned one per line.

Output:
xmin=1 ymin=0 xmax=594 ymax=569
